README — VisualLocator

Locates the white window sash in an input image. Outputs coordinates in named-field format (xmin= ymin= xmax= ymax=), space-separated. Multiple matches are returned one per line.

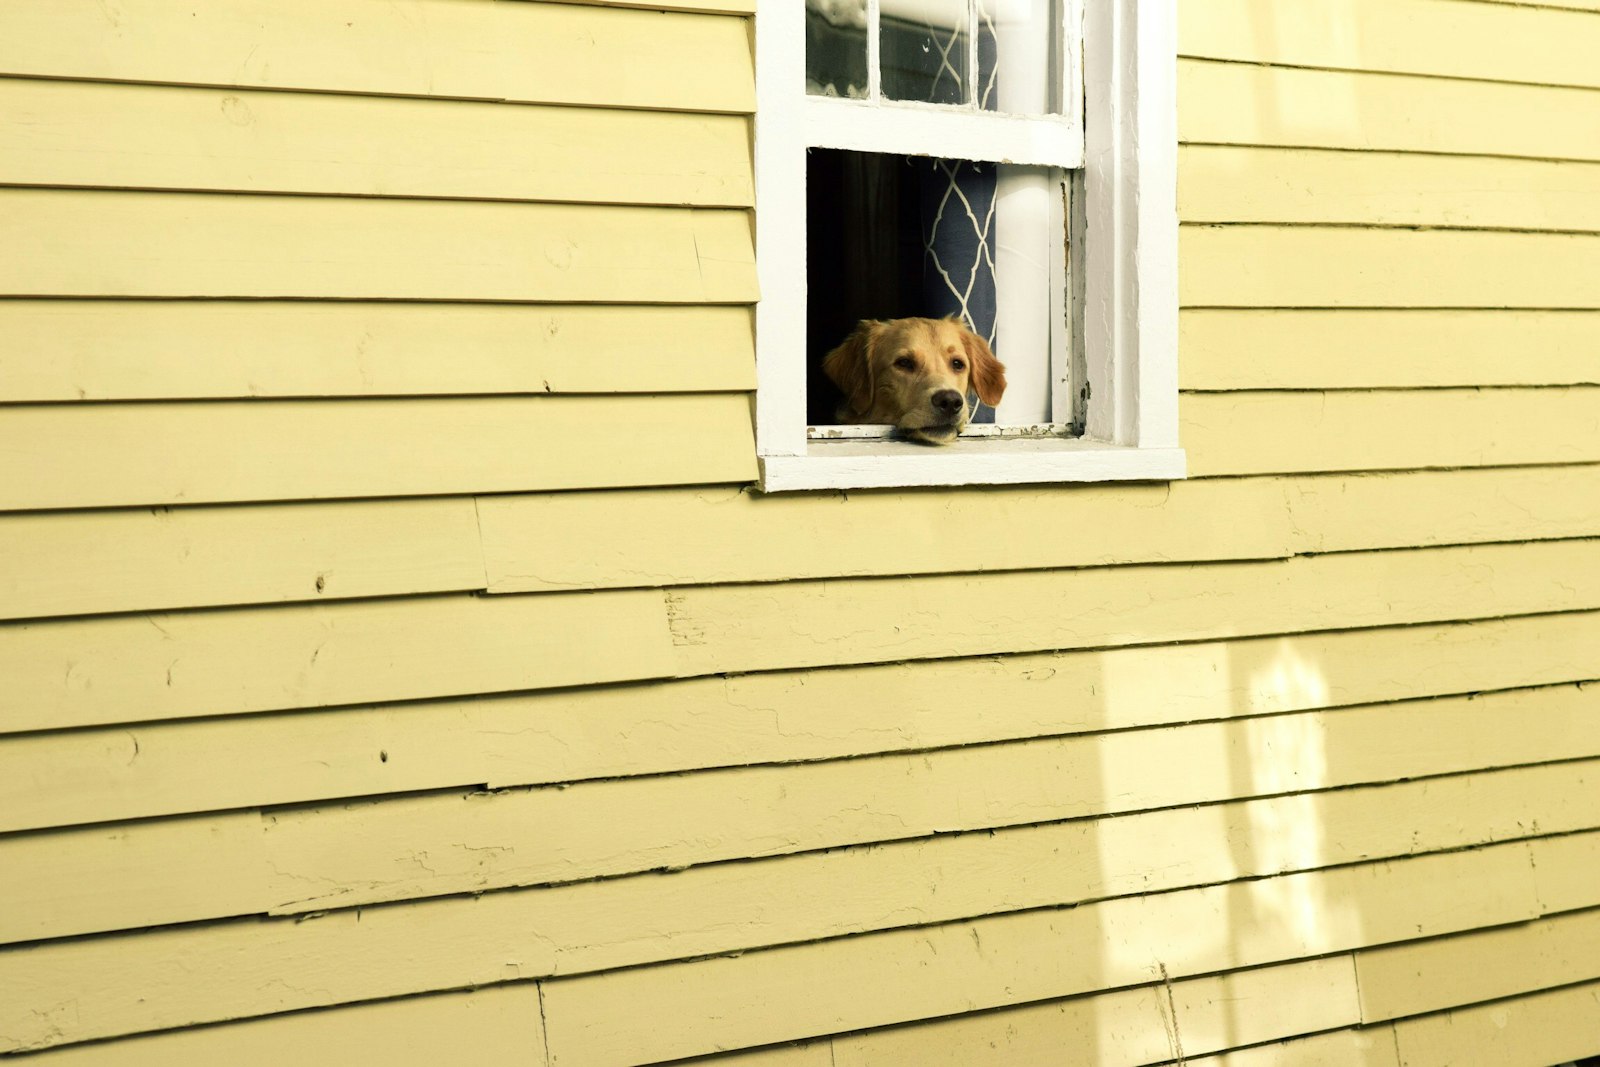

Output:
xmin=755 ymin=0 xmax=1180 ymax=488
xmin=803 ymin=96 xmax=1083 ymax=169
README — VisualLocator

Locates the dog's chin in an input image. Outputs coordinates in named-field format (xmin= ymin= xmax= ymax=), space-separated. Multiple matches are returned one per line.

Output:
xmin=901 ymin=422 xmax=961 ymax=446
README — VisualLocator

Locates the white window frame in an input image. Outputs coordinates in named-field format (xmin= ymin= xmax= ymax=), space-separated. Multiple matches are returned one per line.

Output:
xmin=753 ymin=0 xmax=1184 ymax=491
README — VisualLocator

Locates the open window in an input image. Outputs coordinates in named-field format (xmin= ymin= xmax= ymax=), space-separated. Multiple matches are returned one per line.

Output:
xmin=755 ymin=0 xmax=1184 ymax=491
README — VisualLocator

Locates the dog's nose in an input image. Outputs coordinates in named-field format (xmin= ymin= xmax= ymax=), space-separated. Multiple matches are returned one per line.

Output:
xmin=931 ymin=390 xmax=964 ymax=417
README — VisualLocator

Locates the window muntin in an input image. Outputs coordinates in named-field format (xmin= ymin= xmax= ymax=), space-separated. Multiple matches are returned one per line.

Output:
xmin=807 ymin=1 xmax=1069 ymax=115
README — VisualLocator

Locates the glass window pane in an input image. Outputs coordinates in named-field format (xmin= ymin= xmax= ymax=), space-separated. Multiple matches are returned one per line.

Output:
xmin=806 ymin=0 xmax=869 ymax=99
xmin=881 ymin=0 xmax=971 ymax=106
xmin=980 ymin=0 xmax=1064 ymax=114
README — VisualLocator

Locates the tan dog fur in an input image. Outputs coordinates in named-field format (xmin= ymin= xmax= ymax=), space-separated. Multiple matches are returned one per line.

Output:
xmin=822 ymin=317 xmax=1007 ymax=445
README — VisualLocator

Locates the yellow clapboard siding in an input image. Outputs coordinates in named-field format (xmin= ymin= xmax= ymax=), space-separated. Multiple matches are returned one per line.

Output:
xmin=584 ymin=0 xmax=754 ymax=10
xmin=828 ymin=957 xmax=1359 ymax=1067
xmin=1180 ymin=60 xmax=1600 ymax=163
xmin=0 ymin=812 xmax=270 ymax=944
xmin=665 ymin=539 xmax=1600 ymax=676
xmin=0 ymin=499 xmax=485 ymax=621
xmin=0 ymin=301 xmax=756 ymax=402
xmin=693 ymin=963 xmax=1373 ymax=1066
xmin=1463 ymin=0 xmax=1600 ymax=7
xmin=1530 ymin=829 xmax=1600 ymax=914
xmin=833 ymin=984 xmax=1173 ymax=1067
xmin=1181 ymin=147 xmax=1600 ymax=231
xmin=0 ymin=190 xmax=757 ymax=302
xmin=0 ymin=836 xmax=1543 ymax=1054
xmin=0 ymin=898 xmax=568 ymax=1055
xmin=13 ymin=698 xmax=1594 ymax=941
xmin=1179 ymin=1028 xmax=1401 ymax=1067
xmin=0 ymin=589 xmax=675 ymax=736
xmin=1182 ymin=227 xmax=1600 ymax=309
xmin=1180 ymin=310 xmax=1600 ymax=389
xmin=1182 ymin=389 xmax=1600 ymax=476
xmin=679 ymin=1045 xmax=832 ymax=1067
xmin=1286 ymin=466 xmax=1600 ymax=553
xmin=482 ymin=468 xmax=1600 ymax=592
xmin=1181 ymin=0 xmax=1600 ymax=90
xmin=537 ymin=844 xmax=1539 ymax=1066
xmin=1357 ymin=907 xmax=1600 ymax=1023
xmin=1484 ymin=0 xmax=1600 ymax=8
xmin=1166 ymin=959 xmax=1364 ymax=1067
xmin=17 ymin=986 xmax=547 ymax=1067
xmin=243 ymin=688 xmax=1600 ymax=918
xmin=7 ymin=610 xmax=1600 ymax=833
xmin=0 ymin=395 xmax=756 ymax=511
xmin=0 ymin=78 xmax=752 ymax=206
xmin=1393 ymin=980 xmax=1600 ymax=1067
xmin=479 ymin=478 xmax=1294 ymax=594
xmin=0 ymin=0 xmax=752 ymax=113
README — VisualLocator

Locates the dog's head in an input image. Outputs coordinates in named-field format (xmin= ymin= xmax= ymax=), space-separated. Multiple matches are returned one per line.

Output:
xmin=821 ymin=317 xmax=1007 ymax=445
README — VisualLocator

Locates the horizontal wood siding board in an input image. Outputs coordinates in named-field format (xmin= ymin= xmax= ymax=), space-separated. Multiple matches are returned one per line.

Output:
xmin=1 ymin=811 xmax=274 ymax=944
xmin=0 ymin=834 xmax=1545 ymax=1053
xmin=1356 ymin=905 xmax=1600 ymax=1024
xmin=1180 ymin=61 xmax=1600 ymax=163
xmin=0 ymin=302 xmax=757 ymax=402
xmin=0 ymin=190 xmax=758 ymax=302
xmin=9 ymin=538 xmax=1595 ymax=736
xmin=1472 ymin=0 xmax=1600 ymax=9
xmin=255 ymin=691 xmax=1597 ymax=914
xmin=1529 ymin=829 xmax=1600 ymax=915
xmin=8 ymin=986 xmax=548 ymax=1067
xmin=9 ymin=466 xmax=1578 ymax=625
xmin=1181 ymin=389 xmax=1600 ymax=476
xmin=664 ymin=539 xmax=1600 ymax=676
xmin=0 ymin=895 xmax=568 ymax=1054
xmin=15 ymin=606 xmax=1600 ymax=831
xmin=479 ymin=478 xmax=1297 ymax=593
xmin=491 ymin=466 xmax=1600 ymax=592
xmin=829 ymin=957 xmax=1360 ymax=1067
xmin=1392 ymin=980 xmax=1600 ymax=1067
xmin=0 ymin=589 xmax=677 ymax=735
xmin=1179 ymin=1028 xmax=1402 ymax=1067
xmin=0 ymin=499 xmax=487 ymax=621
xmin=60 ymin=463 xmax=1600 ymax=615
xmin=569 ymin=0 xmax=755 ymax=12
xmin=0 ymin=0 xmax=753 ymax=112
xmin=679 ymin=1046 xmax=832 ymax=1067
xmin=0 ymin=395 xmax=757 ymax=511
xmin=1180 ymin=0 xmax=1600 ymax=91
xmin=9 ymin=702 xmax=1595 ymax=941
xmin=534 ymin=843 xmax=1542 ymax=1065
xmin=1180 ymin=310 xmax=1600 ymax=390
xmin=0 ymin=78 xmax=753 ymax=206
xmin=1180 ymin=146 xmax=1600 ymax=232
xmin=1284 ymin=466 xmax=1600 ymax=553
xmin=1181 ymin=227 xmax=1600 ymax=309
xmin=8 ymin=611 xmax=1600 ymax=832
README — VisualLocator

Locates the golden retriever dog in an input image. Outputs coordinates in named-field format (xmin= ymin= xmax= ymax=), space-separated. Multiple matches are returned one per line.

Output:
xmin=822 ymin=316 xmax=1007 ymax=445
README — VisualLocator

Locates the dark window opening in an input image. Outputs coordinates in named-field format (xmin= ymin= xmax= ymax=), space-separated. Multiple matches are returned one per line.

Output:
xmin=806 ymin=148 xmax=1003 ymax=427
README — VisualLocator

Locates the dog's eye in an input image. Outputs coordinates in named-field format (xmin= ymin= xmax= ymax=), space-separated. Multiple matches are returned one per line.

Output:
xmin=951 ymin=358 xmax=967 ymax=371
xmin=893 ymin=356 xmax=916 ymax=371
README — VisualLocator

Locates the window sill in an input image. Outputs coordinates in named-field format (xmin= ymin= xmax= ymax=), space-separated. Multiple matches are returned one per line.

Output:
xmin=758 ymin=438 xmax=1187 ymax=492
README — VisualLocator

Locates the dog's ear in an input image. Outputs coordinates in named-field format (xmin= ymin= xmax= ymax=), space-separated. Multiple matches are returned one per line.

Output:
xmin=822 ymin=320 xmax=883 ymax=418
xmin=957 ymin=323 xmax=1007 ymax=406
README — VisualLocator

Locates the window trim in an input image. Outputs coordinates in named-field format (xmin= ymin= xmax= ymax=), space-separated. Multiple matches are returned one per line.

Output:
xmin=753 ymin=0 xmax=1184 ymax=491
